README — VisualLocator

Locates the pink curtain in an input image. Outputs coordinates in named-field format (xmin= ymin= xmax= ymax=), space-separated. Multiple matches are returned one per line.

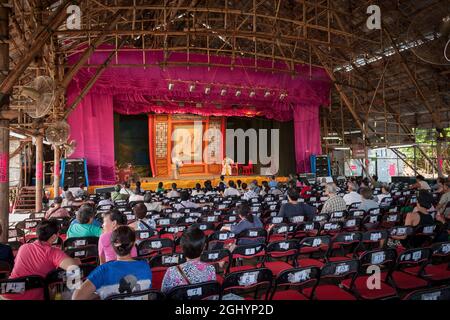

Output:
xmin=67 ymin=87 xmax=115 ymax=185
xmin=293 ymin=105 xmax=322 ymax=173
xmin=66 ymin=49 xmax=330 ymax=183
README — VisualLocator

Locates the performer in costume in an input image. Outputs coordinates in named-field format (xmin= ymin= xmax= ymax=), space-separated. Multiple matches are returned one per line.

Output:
xmin=171 ymin=152 xmax=184 ymax=179
xmin=221 ymin=157 xmax=234 ymax=176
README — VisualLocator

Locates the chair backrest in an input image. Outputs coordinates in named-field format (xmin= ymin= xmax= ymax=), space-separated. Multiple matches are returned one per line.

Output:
xmin=359 ymin=248 xmax=397 ymax=273
xmin=396 ymin=248 xmax=431 ymax=272
xmin=236 ymin=228 xmax=267 ymax=245
xmin=270 ymin=266 xmax=320 ymax=299
xmin=64 ymin=245 xmax=99 ymax=263
xmin=0 ymin=275 xmax=46 ymax=298
xmin=135 ymin=229 xmax=157 ymax=241
xmin=298 ymin=236 xmax=331 ymax=255
xmin=105 ymin=288 xmax=165 ymax=300
xmin=63 ymin=236 xmax=99 ymax=249
xmin=317 ymin=259 xmax=359 ymax=283
xmin=430 ymin=241 xmax=450 ymax=262
xmin=389 ymin=226 xmax=414 ymax=238
xmin=360 ymin=230 xmax=388 ymax=251
xmin=222 ymin=268 xmax=273 ymax=299
xmin=166 ymin=281 xmax=221 ymax=300
xmin=232 ymin=243 xmax=266 ymax=261
xmin=200 ymin=249 xmax=232 ymax=274
xmin=148 ymin=253 xmax=187 ymax=269
xmin=348 ymin=209 xmax=366 ymax=218
xmin=45 ymin=264 xmax=96 ymax=300
xmin=0 ymin=261 xmax=11 ymax=280
xmin=137 ymin=238 xmax=174 ymax=257
xmin=403 ymin=285 xmax=450 ymax=300
xmin=265 ymin=239 xmax=299 ymax=259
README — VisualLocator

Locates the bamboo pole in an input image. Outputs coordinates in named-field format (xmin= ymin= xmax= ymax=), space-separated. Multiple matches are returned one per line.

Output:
xmin=0 ymin=0 xmax=9 ymax=243
xmin=35 ymin=136 xmax=43 ymax=213
xmin=53 ymin=146 xmax=60 ymax=198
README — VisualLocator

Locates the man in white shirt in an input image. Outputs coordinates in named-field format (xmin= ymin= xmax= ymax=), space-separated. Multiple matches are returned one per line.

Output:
xmin=173 ymin=191 xmax=200 ymax=211
xmin=224 ymin=180 xmax=241 ymax=198
xmin=166 ymin=183 xmax=180 ymax=198
xmin=343 ymin=182 xmax=362 ymax=206
xmin=410 ymin=175 xmax=431 ymax=191
xmin=120 ymin=182 xmax=134 ymax=196
xmin=129 ymin=192 xmax=145 ymax=202
xmin=143 ymin=192 xmax=162 ymax=212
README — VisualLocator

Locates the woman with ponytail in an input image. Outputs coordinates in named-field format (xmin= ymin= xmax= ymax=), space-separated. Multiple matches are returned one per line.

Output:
xmin=73 ymin=226 xmax=152 ymax=300
xmin=98 ymin=210 xmax=137 ymax=264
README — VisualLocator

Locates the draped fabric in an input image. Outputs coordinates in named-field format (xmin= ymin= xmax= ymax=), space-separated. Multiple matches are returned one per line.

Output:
xmin=67 ymin=89 xmax=115 ymax=185
xmin=293 ymin=105 xmax=323 ymax=173
xmin=148 ymin=115 xmax=156 ymax=178
xmin=66 ymin=48 xmax=331 ymax=183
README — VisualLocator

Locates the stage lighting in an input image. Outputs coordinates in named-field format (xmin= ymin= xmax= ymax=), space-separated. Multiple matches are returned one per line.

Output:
xmin=279 ymin=93 xmax=287 ymax=100
xmin=221 ymin=89 xmax=227 ymax=96
xmin=189 ymin=84 xmax=195 ymax=92
xmin=168 ymin=83 xmax=174 ymax=90
xmin=249 ymin=91 xmax=256 ymax=98
xmin=264 ymin=91 xmax=271 ymax=98
xmin=334 ymin=147 xmax=350 ymax=150
xmin=235 ymin=90 xmax=241 ymax=97
xmin=204 ymin=87 xmax=211 ymax=94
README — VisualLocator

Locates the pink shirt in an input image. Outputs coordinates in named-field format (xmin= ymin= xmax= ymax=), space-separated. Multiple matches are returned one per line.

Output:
xmin=5 ymin=241 xmax=68 ymax=300
xmin=98 ymin=231 xmax=138 ymax=263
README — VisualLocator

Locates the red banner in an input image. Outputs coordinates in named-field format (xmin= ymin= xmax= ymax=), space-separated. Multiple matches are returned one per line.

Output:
xmin=0 ymin=153 xmax=8 ymax=183
xmin=36 ymin=161 xmax=43 ymax=179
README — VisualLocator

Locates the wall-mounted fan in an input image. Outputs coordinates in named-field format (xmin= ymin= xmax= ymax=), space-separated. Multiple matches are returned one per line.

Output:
xmin=45 ymin=121 xmax=70 ymax=146
xmin=407 ymin=1 xmax=450 ymax=65
xmin=19 ymin=76 xmax=56 ymax=118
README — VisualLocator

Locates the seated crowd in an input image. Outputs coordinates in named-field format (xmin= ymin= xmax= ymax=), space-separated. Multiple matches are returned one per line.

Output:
xmin=0 ymin=174 xmax=449 ymax=300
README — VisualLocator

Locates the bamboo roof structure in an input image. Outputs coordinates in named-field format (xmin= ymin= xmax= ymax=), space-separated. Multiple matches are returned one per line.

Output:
xmin=1 ymin=0 xmax=449 ymax=149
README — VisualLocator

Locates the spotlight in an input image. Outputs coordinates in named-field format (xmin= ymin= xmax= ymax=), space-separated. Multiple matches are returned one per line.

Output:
xmin=204 ymin=87 xmax=211 ymax=95
xmin=221 ymin=89 xmax=227 ymax=96
xmin=279 ymin=93 xmax=287 ymax=100
xmin=264 ymin=91 xmax=271 ymax=98
xmin=168 ymin=83 xmax=174 ymax=91
xmin=189 ymin=84 xmax=195 ymax=92
xmin=249 ymin=91 xmax=256 ymax=98
xmin=235 ymin=90 xmax=241 ymax=97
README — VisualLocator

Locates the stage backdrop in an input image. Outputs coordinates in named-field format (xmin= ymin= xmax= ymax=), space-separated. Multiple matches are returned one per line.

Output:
xmin=67 ymin=49 xmax=330 ymax=184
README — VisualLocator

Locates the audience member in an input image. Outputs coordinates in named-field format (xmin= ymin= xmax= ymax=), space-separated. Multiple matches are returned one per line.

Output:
xmin=120 ymin=182 xmax=134 ymax=196
xmin=321 ymin=183 xmax=347 ymax=214
xmin=410 ymin=175 xmax=431 ymax=191
xmin=3 ymin=220 xmax=80 ymax=300
xmin=223 ymin=180 xmax=240 ymax=197
xmin=143 ymin=192 xmax=162 ymax=212
xmin=45 ymin=196 xmax=70 ymax=219
xmin=173 ymin=191 xmax=200 ymax=211
xmin=112 ymin=185 xmax=129 ymax=201
xmin=191 ymin=183 xmax=204 ymax=196
xmin=67 ymin=206 xmax=102 ymax=239
xmin=343 ymin=182 xmax=361 ymax=206
xmin=167 ymin=183 xmax=180 ymax=198
xmin=278 ymin=189 xmax=316 ymax=221
xmin=161 ymin=226 xmax=215 ymax=294
xmin=358 ymin=187 xmax=379 ymax=212
xmin=99 ymin=210 xmax=137 ymax=264
xmin=73 ymin=226 xmax=152 ymax=300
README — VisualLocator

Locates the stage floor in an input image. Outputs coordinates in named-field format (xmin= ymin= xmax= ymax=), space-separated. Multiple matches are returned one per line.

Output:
xmin=79 ymin=175 xmax=288 ymax=195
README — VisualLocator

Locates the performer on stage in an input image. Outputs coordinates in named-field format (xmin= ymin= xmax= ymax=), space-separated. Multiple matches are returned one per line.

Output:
xmin=171 ymin=152 xmax=184 ymax=179
xmin=221 ymin=156 xmax=234 ymax=176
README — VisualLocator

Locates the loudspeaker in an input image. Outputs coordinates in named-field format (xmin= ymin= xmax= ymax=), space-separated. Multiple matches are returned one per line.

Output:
xmin=61 ymin=159 xmax=88 ymax=188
